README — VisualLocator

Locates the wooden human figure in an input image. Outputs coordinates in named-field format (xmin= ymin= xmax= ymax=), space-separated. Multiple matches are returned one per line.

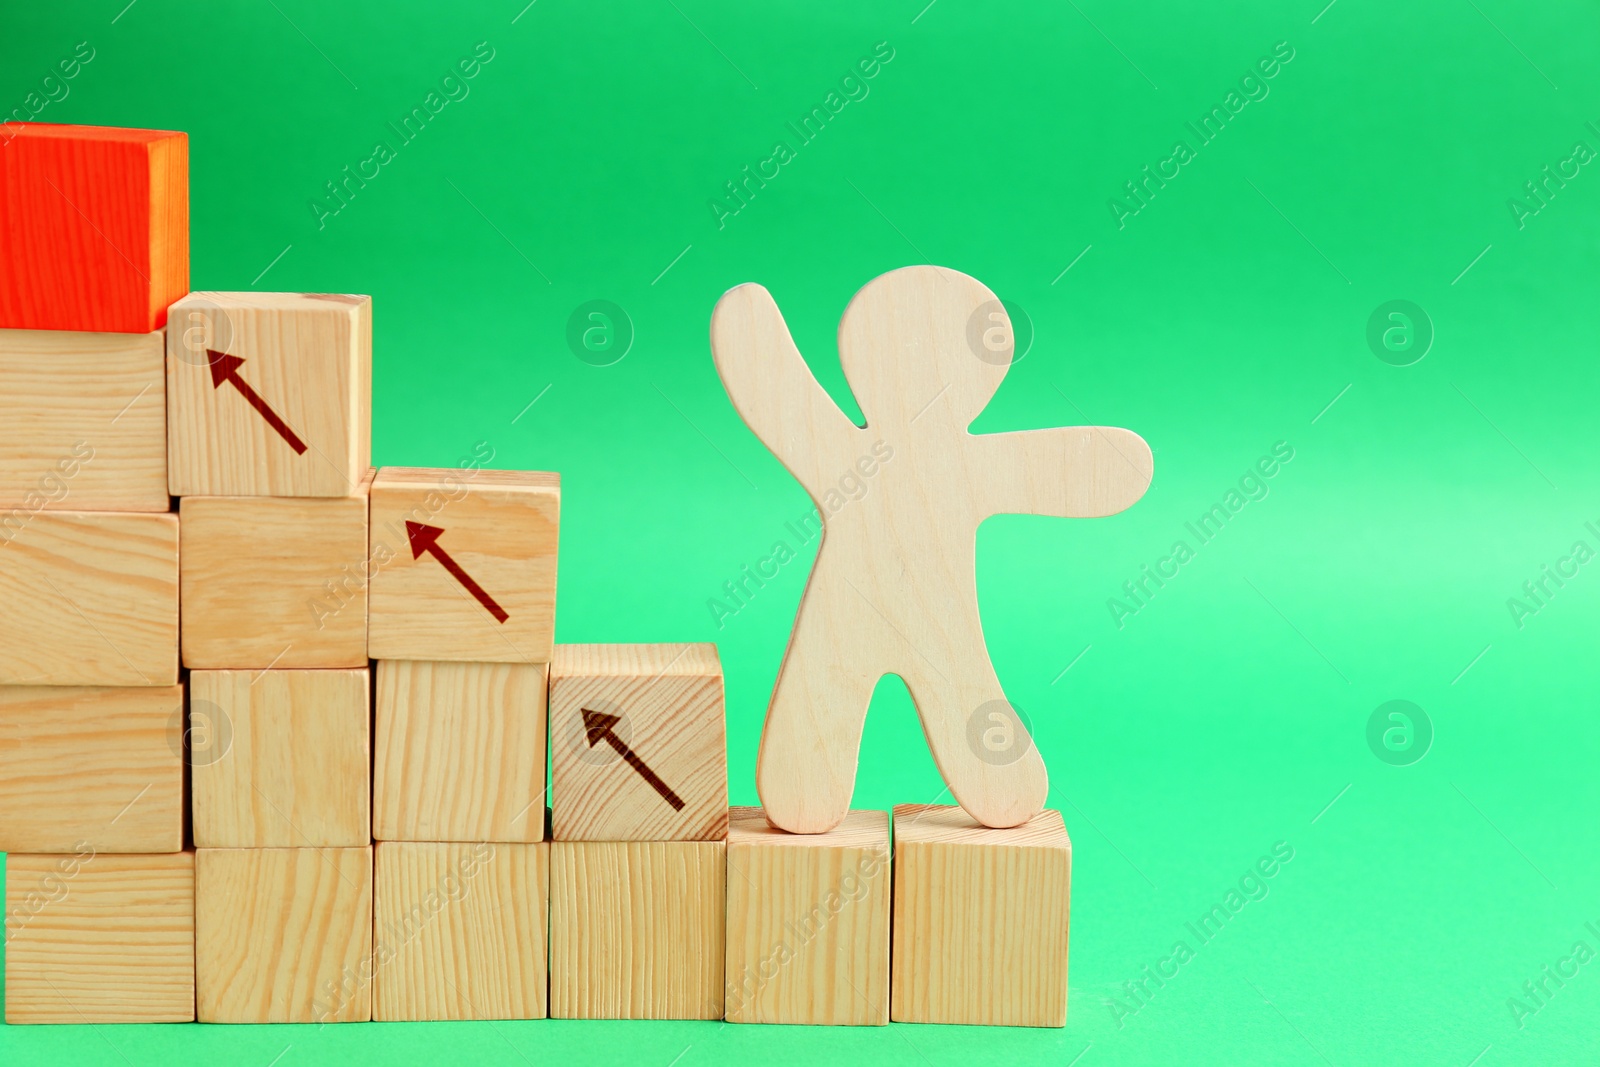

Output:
xmin=710 ymin=266 xmax=1153 ymax=833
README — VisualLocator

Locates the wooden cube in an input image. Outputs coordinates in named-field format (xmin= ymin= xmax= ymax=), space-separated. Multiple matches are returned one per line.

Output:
xmin=179 ymin=471 xmax=371 ymax=669
xmin=373 ymin=841 xmax=549 ymax=1021
xmin=891 ymin=804 xmax=1071 ymax=1027
xmin=550 ymin=643 xmax=726 ymax=842
xmin=165 ymin=291 xmax=371 ymax=497
xmin=368 ymin=467 xmax=558 ymax=662
xmin=725 ymin=807 xmax=889 ymax=1025
xmin=0 ymin=685 xmax=183 ymax=853
xmin=0 ymin=327 xmax=168 ymax=511
xmin=195 ymin=846 xmax=374 ymax=1023
xmin=4 ymin=851 xmax=195 ymax=1023
xmin=373 ymin=660 xmax=548 ymax=843
xmin=0 ymin=123 xmax=187 ymax=335
xmin=0 ymin=511 xmax=178 ymax=686
xmin=191 ymin=668 xmax=370 ymax=848
xmin=550 ymin=840 xmax=725 ymax=1020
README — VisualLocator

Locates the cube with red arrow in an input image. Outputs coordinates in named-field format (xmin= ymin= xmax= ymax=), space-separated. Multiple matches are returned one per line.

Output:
xmin=164 ymin=291 xmax=370 ymax=498
xmin=368 ymin=466 xmax=559 ymax=663
xmin=550 ymin=643 xmax=727 ymax=842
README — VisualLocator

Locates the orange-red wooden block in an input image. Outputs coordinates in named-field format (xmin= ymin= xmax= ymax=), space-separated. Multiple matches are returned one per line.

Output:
xmin=0 ymin=123 xmax=188 ymax=334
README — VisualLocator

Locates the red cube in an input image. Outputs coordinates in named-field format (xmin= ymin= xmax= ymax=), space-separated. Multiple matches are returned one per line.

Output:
xmin=0 ymin=122 xmax=188 ymax=333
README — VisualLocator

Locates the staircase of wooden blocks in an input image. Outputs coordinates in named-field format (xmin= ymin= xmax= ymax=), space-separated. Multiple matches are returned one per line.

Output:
xmin=0 ymin=122 xmax=1070 ymax=1029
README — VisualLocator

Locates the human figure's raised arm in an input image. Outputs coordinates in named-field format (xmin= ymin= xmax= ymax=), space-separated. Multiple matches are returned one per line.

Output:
xmin=710 ymin=283 xmax=863 ymax=492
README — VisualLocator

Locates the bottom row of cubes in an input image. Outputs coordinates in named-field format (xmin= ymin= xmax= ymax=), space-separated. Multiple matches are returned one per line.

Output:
xmin=3 ymin=806 xmax=1071 ymax=1027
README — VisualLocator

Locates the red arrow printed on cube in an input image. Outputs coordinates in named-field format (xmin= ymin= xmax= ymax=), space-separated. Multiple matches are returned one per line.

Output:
xmin=206 ymin=350 xmax=308 ymax=455
xmin=581 ymin=707 xmax=687 ymax=811
xmin=405 ymin=521 xmax=510 ymax=623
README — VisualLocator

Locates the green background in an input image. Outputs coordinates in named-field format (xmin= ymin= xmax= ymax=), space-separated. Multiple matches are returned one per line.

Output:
xmin=4 ymin=0 xmax=1599 ymax=1063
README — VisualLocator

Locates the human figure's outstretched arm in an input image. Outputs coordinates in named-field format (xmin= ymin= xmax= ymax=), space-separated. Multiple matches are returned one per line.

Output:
xmin=971 ymin=425 xmax=1153 ymax=518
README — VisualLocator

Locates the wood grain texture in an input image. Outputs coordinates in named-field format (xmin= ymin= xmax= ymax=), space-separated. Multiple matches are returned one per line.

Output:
xmin=890 ymin=804 xmax=1070 ymax=1027
xmin=0 ymin=684 xmax=184 ymax=853
xmin=725 ymin=807 xmax=889 ymax=1025
xmin=195 ymin=846 xmax=373 ymax=1023
xmin=0 ymin=510 xmax=178 ymax=686
xmin=190 ymin=668 xmax=370 ymax=848
xmin=550 ymin=840 xmax=725 ymax=1020
xmin=0 ymin=327 xmax=168 ymax=511
xmin=373 ymin=660 xmax=548 ymax=843
xmin=4 ymin=851 xmax=195 ymax=1023
xmin=711 ymin=268 xmax=1152 ymax=832
xmin=550 ymin=643 xmax=726 ymax=842
xmin=0 ymin=123 xmax=188 ymax=334
xmin=373 ymin=841 xmax=549 ymax=1021
xmin=165 ymin=291 xmax=371 ymax=497
xmin=179 ymin=470 xmax=371 ymax=669
xmin=368 ymin=467 xmax=558 ymax=663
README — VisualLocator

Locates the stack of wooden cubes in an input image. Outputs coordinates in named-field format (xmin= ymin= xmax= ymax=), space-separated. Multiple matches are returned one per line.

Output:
xmin=0 ymin=123 xmax=191 ymax=1024
xmin=367 ymin=465 xmax=559 ymax=1022
xmin=547 ymin=643 xmax=729 ymax=1019
xmin=172 ymin=287 xmax=377 ymax=1024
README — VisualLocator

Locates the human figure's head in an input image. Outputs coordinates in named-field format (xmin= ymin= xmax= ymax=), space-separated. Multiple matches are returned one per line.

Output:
xmin=836 ymin=266 xmax=1013 ymax=434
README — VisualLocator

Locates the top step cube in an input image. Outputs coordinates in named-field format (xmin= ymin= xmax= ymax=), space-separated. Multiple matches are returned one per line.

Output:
xmin=0 ymin=123 xmax=188 ymax=334
xmin=166 ymin=291 xmax=372 ymax=497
